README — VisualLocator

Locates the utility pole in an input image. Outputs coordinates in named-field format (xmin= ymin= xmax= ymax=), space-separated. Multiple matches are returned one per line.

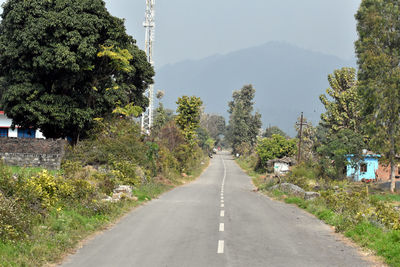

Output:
xmin=141 ymin=0 xmax=156 ymax=134
xmin=296 ymin=112 xmax=307 ymax=163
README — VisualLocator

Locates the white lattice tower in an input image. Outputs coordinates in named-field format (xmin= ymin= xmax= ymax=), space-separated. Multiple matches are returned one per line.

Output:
xmin=141 ymin=0 xmax=155 ymax=133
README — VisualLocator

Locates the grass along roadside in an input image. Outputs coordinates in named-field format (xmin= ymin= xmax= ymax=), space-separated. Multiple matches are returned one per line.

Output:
xmin=0 ymin=159 xmax=209 ymax=267
xmin=235 ymin=157 xmax=399 ymax=267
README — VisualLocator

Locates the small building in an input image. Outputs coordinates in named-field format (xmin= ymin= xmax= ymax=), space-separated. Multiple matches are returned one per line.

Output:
xmin=346 ymin=153 xmax=381 ymax=181
xmin=0 ymin=111 xmax=44 ymax=139
xmin=267 ymin=157 xmax=296 ymax=175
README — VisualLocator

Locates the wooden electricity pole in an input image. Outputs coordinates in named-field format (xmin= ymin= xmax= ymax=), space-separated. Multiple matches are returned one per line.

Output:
xmin=296 ymin=112 xmax=307 ymax=163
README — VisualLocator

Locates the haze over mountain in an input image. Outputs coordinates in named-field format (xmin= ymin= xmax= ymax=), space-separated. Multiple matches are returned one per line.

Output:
xmin=155 ymin=41 xmax=356 ymax=136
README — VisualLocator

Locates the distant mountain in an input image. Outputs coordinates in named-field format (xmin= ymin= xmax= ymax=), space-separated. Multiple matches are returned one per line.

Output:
xmin=155 ymin=41 xmax=356 ymax=136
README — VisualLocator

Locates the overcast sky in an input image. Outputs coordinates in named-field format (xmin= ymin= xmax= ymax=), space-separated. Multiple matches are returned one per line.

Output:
xmin=0 ymin=0 xmax=362 ymax=67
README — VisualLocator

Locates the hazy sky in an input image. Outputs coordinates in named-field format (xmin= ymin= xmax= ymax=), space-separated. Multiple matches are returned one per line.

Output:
xmin=0 ymin=0 xmax=362 ymax=67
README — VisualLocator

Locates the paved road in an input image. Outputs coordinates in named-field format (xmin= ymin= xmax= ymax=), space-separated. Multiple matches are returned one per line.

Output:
xmin=62 ymin=151 xmax=372 ymax=267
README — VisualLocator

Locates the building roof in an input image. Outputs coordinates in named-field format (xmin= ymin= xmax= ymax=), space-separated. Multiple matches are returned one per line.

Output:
xmin=346 ymin=153 xmax=381 ymax=158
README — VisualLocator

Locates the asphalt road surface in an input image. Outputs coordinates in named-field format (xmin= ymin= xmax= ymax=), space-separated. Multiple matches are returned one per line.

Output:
xmin=62 ymin=151 xmax=372 ymax=267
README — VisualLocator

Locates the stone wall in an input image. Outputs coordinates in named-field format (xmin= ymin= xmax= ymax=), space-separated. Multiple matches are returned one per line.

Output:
xmin=0 ymin=138 xmax=66 ymax=169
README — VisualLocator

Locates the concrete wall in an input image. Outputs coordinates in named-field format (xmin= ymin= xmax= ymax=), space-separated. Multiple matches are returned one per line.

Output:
xmin=0 ymin=138 xmax=66 ymax=169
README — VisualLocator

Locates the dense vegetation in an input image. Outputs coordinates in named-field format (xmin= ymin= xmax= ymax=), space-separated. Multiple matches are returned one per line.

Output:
xmin=0 ymin=0 xmax=154 ymax=143
xmin=0 ymin=3 xmax=213 ymax=266
xmin=0 ymin=109 xmax=209 ymax=266
xmin=229 ymin=2 xmax=400 ymax=265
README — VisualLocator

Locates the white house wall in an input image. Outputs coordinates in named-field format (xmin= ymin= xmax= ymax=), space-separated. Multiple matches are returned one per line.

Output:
xmin=0 ymin=114 xmax=45 ymax=139
xmin=0 ymin=114 xmax=12 ymax=127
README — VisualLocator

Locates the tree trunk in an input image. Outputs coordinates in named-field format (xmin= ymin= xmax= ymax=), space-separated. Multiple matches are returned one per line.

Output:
xmin=389 ymin=133 xmax=396 ymax=193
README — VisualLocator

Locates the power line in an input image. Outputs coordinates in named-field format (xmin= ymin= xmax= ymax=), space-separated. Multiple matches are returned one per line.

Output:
xmin=296 ymin=112 xmax=307 ymax=163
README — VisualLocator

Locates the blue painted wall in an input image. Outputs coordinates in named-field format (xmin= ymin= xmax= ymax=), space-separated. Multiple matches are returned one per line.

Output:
xmin=346 ymin=155 xmax=380 ymax=181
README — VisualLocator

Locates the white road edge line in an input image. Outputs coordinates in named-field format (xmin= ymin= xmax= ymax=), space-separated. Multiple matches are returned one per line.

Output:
xmin=220 ymin=210 xmax=225 ymax=217
xmin=218 ymin=240 xmax=224 ymax=254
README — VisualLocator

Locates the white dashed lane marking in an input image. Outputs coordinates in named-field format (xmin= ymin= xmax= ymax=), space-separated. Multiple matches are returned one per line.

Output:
xmin=217 ymin=240 xmax=224 ymax=254
xmin=218 ymin=155 xmax=227 ymax=254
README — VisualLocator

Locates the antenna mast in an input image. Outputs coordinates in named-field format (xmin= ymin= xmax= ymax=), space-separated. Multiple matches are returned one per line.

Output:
xmin=141 ymin=0 xmax=155 ymax=133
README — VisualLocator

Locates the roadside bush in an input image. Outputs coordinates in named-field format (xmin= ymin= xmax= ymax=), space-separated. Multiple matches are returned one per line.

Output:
xmin=61 ymin=160 xmax=84 ymax=178
xmin=158 ymin=146 xmax=179 ymax=176
xmin=372 ymin=201 xmax=400 ymax=230
xmin=79 ymin=199 xmax=113 ymax=217
xmin=91 ymin=172 xmax=116 ymax=196
xmin=110 ymin=160 xmax=141 ymax=186
xmin=0 ymin=193 xmax=31 ymax=241
xmin=174 ymin=143 xmax=204 ymax=174
xmin=286 ymin=163 xmax=318 ymax=190
xmin=235 ymin=142 xmax=252 ymax=156
xmin=65 ymin=119 xmax=148 ymax=167
xmin=0 ymin=163 xmax=15 ymax=197
xmin=256 ymin=135 xmax=297 ymax=168
xmin=18 ymin=170 xmax=62 ymax=212
xmin=65 ymin=178 xmax=96 ymax=202
xmin=322 ymin=188 xmax=371 ymax=231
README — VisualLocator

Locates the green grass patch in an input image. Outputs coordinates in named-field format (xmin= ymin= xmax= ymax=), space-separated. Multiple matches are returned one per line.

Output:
xmin=285 ymin=197 xmax=308 ymax=209
xmin=9 ymin=165 xmax=60 ymax=177
xmin=371 ymin=193 xmax=400 ymax=203
xmin=0 ymin=200 xmax=136 ymax=267
xmin=345 ymin=223 xmax=400 ymax=266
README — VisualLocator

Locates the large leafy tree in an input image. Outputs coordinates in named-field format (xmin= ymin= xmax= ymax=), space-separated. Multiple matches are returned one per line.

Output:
xmin=319 ymin=67 xmax=361 ymax=133
xmin=264 ymin=126 xmax=288 ymax=138
xmin=226 ymin=84 xmax=262 ymax=154
xmin=175 ymin=96 xmax=203 ymax=147
xmin=200 ymin=114 xmax=226 ymax=141
xmin=0 ymin=0 xmax=154 ymax=143
xmin=317 ymin=129 xmax=364 ymax=180
xmin=355 ymin=0 xmax=400 ymax=192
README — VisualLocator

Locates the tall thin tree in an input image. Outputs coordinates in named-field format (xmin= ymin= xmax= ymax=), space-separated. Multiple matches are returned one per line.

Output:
xmin=355 ymin=0 xmax=400 ymax=192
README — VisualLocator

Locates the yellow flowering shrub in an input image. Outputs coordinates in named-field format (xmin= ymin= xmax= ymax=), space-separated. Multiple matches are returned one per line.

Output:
xmin=373 ymin=201 xmax=400 ymax=230
xmin=111 ymin=160 xmax=141 ymax=186
xmin=20 ymin=170 xmax=60 ymax=210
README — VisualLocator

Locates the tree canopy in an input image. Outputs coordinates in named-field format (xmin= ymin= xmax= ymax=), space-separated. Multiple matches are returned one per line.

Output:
xmin=200 ymin=113 xmax=226 ymax=144
xmin=319 ymin=67 xmax=361 ymax=134
xmin=0 ymin=0 xmax=154 ymax=143
xmin=355 ymin=0 xmax=400 ymax=192
xmin=264 ymin=126 xmax=288 ymax=139
xmin=317 ymin=128 xmax=364 ymax=180
xmin=175 ymin=96 xmax=203 ymax=147
xmin=226 ymin=84 xmax=262 ymax=154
